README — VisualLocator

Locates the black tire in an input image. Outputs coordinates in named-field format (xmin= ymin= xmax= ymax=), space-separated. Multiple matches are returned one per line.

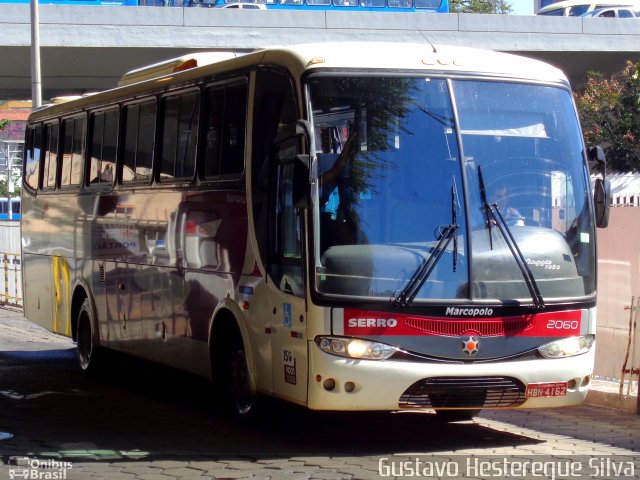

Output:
xmin=434 ymin=409 xmax=480 ymax=422
xmin=77 ymin=298 xmax=100 ymax=374
xmin=225 ymin=334 xmax=259 ymax=421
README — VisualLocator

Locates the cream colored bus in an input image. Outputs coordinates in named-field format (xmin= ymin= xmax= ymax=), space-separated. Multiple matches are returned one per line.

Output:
xmin=22 ymin=43 xmax=608 ymax=421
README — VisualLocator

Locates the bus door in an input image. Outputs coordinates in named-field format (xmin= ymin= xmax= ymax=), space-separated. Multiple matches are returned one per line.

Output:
xmin=271 ymin=160 xmax=307 ymax=401
xmin=248 ymin=70 xmax=308 ymax=404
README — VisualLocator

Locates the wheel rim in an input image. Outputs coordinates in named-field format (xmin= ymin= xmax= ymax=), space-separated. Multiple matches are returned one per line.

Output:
xmin=230 ymin=347 xmax=253 ymax=416
xmin=77 ymin=309 xmax=93 ymax=371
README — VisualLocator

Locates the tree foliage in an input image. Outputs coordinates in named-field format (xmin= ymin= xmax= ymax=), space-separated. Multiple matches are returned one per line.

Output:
xmin=0 ymin=180 xmax=21 ymax=197
xmin=0 ymin=119 xmax=21 ymax=196
xmin=450 ymin=0 xmax=512 ymax=14
xmin=575 ymin=61 xmax=640 ymax=173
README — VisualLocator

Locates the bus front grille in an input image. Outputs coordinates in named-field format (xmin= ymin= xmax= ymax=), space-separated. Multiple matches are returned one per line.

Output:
xmin=398 ymin=376 xmax=526 ymax=409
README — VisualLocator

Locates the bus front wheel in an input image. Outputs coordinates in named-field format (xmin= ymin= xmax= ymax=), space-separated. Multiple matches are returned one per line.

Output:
xmin=225 ymin=335 xmax=259 ymax=420
xmin=434 ymin=409 xmax=480 ymax=422
xmin=77 ymin=298 xmax=100 ymax=374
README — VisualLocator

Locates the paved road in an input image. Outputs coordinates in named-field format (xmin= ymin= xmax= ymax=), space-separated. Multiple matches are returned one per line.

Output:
xmin=0 ymin=310 xmax=639 ymax=480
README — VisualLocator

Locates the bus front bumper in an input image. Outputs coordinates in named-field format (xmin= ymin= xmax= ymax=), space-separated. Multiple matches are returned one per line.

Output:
xmin=307 ymin=342 xmax=594 ymax=411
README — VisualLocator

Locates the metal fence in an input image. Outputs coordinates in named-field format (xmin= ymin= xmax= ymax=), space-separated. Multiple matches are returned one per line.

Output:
xmin=0 ymin=221 xmax=22 ymax=307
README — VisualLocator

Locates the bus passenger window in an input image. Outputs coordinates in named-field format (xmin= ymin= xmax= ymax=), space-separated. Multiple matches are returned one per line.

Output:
xmin=42 ymin=122 xmax=59 ymax=189
xmin=415 ymin=0 xmax=441 ymax=8
xmin=122 ymin=100 xmax=156 ymax=183
xmin=24 ymin=124 xmax=42 ymax=191
xmin=89 ymin=108 xmax=118 ymax=185
xmin=387 ymin=0 xmax=412 ymax=7
xmin=159 ymin=92 xmax=199 ymax=181
xmin=60 ymin=116 xmax=86 ymax=187
xmin=202 ymin=82 xmax=247 ymax=179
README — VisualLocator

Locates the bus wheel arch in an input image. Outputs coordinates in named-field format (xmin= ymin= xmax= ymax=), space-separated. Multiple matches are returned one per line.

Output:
xmin=209 ymin=308 xmax=259 ymax=419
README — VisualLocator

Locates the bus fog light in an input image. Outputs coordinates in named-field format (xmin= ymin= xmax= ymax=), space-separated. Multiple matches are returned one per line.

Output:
xmin=323 ymin=378 xmax=336 ymax=391
xmin=344 ymin=381 xmax=355 ymax=393
xmin=316 ymin=336 xmax=397 ymax=360
xmin=538 ymin=335 xmax=594 ymax=358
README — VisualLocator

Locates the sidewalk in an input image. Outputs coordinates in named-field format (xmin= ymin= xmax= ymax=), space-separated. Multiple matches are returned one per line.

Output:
xmin=0 ymin=306 xmax=637 ymax=414
xmin=0 ymin=307 xmax=74 ymax=352
xmin=586 ymin=378 xmax=639 ymax=413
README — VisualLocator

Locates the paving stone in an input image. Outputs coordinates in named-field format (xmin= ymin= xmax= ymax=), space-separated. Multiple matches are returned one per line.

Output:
xmin=161 ymin=467 xmax=207 ymax=477
xmin=192 ymin=469 xmax=250 ymax=479
xmin=137 ymin=474 xmax=177 ymax=480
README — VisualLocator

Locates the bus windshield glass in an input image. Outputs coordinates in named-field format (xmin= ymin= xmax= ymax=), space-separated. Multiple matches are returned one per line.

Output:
xmin=309 ymin=76 xmax=595 ymax=304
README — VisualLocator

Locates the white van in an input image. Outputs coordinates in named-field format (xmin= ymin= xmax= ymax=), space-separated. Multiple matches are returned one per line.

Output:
xmin=537 ymin=0 xmax=640 ymax=16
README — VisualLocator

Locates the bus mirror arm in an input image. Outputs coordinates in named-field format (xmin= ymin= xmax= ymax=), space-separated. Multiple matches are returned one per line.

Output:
xmin=587 ymin=145 xmax=606 ymax=176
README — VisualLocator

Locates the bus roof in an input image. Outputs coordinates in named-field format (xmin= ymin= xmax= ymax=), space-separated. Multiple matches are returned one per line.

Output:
xmin=265 ymin=42 xmax=567 ymax=83
xmin=29 ymin=43 xmax=569 ymax=122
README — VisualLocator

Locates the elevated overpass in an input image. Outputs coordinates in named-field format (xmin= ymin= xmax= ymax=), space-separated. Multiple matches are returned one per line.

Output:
xmin=2 ymin=5 xmax=640 ymax=99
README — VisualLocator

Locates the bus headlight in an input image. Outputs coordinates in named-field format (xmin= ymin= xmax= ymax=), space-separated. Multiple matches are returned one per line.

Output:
xmin=316 ymin=336 xmax=397 ymax=360
xmin=538 ymin=335 xmax=594 ymax=359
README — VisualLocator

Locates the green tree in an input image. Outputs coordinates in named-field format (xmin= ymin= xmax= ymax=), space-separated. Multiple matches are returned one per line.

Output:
xmin=575 ymin=61 xmax=640 ymax=173
xmin=0 ymin=119 xmax=21 ymax=196
xmin=450 ymin=0 xmax=512 ymax=14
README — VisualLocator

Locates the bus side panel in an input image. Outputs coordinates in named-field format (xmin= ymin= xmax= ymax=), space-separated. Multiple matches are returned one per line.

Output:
xmin=22 ymin=253 xmax=55 ymax=333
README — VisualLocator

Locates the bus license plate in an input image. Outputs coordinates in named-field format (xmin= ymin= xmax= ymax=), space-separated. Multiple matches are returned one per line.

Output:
xmin=525 ymin=382 xmax=567 ymax=398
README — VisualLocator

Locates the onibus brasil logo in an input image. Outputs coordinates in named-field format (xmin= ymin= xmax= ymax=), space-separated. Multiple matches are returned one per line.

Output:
xmin=9 ymin=457 xmax=73 ymax=479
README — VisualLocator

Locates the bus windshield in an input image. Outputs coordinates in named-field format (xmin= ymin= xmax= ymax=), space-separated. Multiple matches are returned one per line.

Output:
xmin=309 ymin=76 xmax=595 ymax=304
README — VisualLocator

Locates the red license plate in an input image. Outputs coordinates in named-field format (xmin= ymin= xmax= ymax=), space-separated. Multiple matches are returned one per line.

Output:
xmin=526 ymin=382 xmax=568 ymax=398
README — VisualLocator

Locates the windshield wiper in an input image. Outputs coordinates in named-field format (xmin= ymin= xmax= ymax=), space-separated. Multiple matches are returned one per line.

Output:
xmin=477 ymin=166 xmax=545 ymax=311
xmin=394 ymin=185 xmax=459 ymax=308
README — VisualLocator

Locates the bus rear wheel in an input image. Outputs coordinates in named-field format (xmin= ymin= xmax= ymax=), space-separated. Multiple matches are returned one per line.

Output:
xmin=77 ymin=298 xmax=100 ymax=374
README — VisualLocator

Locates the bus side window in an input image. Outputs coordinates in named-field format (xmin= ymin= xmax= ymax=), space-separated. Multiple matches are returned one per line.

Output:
xmin=60 ymin=116 xmax=86 ymax=188
xmin=42 ymin=122 xmax=59 ymax=190
xmin=24 ymin=124 xmax=42 ymax=191
xmin=88 ymin=108 xmax=118 ymax=185
xmin=122 ymin=100 xmax=156 ymax=183
xmin=201 ymin=81 xmax=247 ymax=179
xmin=159 ymin=91 xmax=199 ymax=182
xmin=252 ymin=70 xmax=303 ymax=295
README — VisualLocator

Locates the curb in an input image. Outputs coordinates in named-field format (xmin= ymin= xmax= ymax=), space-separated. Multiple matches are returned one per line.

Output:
xmin=584 ymin=380 xmax=638 ymax=413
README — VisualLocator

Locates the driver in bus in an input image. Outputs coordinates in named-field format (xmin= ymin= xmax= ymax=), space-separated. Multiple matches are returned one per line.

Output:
xmin=318 ymin=130 xmax=359 ymax=252
xmin=494 ymin=183 xmax=525 ymax=226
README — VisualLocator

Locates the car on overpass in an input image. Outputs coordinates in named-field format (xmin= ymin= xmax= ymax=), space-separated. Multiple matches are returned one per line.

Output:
xmin=580 ymin=5 xmax=639 ymax=15
xmin=537 ymin=0 xmax=640 ymax=16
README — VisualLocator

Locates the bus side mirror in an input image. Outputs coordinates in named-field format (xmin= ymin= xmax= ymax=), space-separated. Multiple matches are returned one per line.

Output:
xmin=593 ymin=177 xmax=610 ymax=229
xmin=293 ymin=119 xmax=314 ymax=209
xmin=588 ymin=146 xmax=609 ymax=228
